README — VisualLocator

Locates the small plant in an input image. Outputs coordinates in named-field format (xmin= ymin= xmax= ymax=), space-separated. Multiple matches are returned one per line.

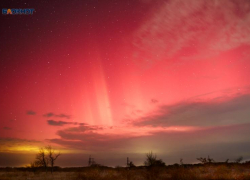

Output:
xmin=235 ymin=156 xmax=243 ymax=163
xmin=128 ymin=161 xmax=136 ymax=168
xmin=197 ymin=155 xmax=215 ymax=164
xmin=180 ymin=158 xmax=183 ymax=165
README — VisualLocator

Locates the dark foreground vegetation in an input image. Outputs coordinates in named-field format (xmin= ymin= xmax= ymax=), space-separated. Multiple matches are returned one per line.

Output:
xmin=1 ymin=162 xmax=250 ymax=180
xmin=1 ymin=151 xmax=250 ymax=180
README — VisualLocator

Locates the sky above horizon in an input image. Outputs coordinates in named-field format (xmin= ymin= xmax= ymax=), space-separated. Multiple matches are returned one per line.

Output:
xmin=1 ymin=0 xmax=250 ymax=167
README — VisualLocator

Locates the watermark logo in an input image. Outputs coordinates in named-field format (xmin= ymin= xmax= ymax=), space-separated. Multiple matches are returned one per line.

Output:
xmin=2 ymin=8 xmax=35 ymax=15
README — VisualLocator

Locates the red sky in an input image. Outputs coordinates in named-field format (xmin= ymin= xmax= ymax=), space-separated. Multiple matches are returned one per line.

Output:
xmin=1 ymin=0 xmax=250 ymax=167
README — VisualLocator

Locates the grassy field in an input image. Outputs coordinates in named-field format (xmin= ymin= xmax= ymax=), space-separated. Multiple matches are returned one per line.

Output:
xmin=0 ymin=163 xmax=250 ymax=180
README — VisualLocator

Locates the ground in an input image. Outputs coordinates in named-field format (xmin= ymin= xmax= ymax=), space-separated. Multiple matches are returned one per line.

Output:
xmin=0 ymin=164 xmax=250 ymax=180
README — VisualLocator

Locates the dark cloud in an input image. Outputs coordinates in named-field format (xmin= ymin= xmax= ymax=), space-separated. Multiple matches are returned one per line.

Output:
xmin=130 ymin=109 xmax=143 ymax=117
xmin=133 ymin=94 xmax=250 ymax=127
xmin=0 ymin=137 xmax=40 ymax=144
xmin=47 ymin=120 xmax=87 ymax=126
xmin=50 ymin=130 xmax=132 ymax=151
xmin=44 ymin=112 xmax=71 ymax=119
xmin=65 ymin=125 xmax=102 ymax=132
xmin=46 ymin=93 xmax=250 ymax=162
xmin=48 ymin=123 xmax=250 ymax=163
xmin=47 ymin=120 xmax=71 ymax=126
xmin=3 ymin=127 xmax=11 ymax=130
xmin=47 ymin=124 xmax=132 ymax=151
xmin=43 ymin=112 xmax=54 ymax=117
xmin=145 ymin=123 xmax=250 ymax=162
xmin=26 ymin=110 xmax=36 ymax=115
xmin=151 ymin=99 xmax=158 ymax=104
xmin=55 ymin=113 xmax=71 ymax=119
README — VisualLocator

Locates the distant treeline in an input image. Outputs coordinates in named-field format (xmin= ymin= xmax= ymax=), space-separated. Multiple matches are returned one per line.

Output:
xmin=1 ymin=161 xmax=250 ymax=172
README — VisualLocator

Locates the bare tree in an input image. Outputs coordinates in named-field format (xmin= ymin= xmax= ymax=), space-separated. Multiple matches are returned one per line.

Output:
xmin=33 ymin=145 xmax=61 ymax=173
xmin=144 ymin=151 xmax=157 ymax=166
xmin=235 ymin=156 xmax=243 ymax=163
xmin=197 ymin=157 xmax=207 ymax=164
xmin=45 ymin=145 xmax=60 ymax=174
xmin=197 ymin=155 xmax=215 ymax=164
xmin=180 ymin=158 xmax=183 ymax=165
xmin=207 ymin=155 xmax=215 ymax=163
xmin=127 ymin=157 xmax=136 ymax=168
xmin=128 ymin=161 xmax=136 ymax=168
xmin=35 ymin=147 xmax=49 ymax=172
xmin=144 ymin=151 xmax=165 ymax=167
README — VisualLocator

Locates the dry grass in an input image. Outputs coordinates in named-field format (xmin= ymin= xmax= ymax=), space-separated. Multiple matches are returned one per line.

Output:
xmin=0 ymin=164 xmax=250 ymax=180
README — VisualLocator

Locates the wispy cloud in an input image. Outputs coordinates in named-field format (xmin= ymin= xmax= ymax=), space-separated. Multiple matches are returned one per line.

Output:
xmin=151 ymin=98 xmax=158 ymax=104
xmin=47 ymin=120 xmax=85 ymax=126
xmin=56 ymin=114 xmax=71 ymax=119
xmin=65 ymin=125 xmax=103 ymax=132
xmin=133 ymin=0 xmax=250 ymax=67
xmin=133 ymin=94 xmax=250 ymax=127
xmin=50 ymin=128 xmax=133 ymax=151
xmin=26 ymin=110 xmax=36 ymax=115
xmin=44 ymin=112 xmax=71 ymax=119
xmin=48 ymin=122 xmax=250 ymax=159
xmin=43 ymin=112 xmax=54 ymax=118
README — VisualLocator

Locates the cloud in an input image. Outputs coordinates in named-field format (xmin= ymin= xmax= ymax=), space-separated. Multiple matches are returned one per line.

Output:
xmin=0 ymin=138 xmax=40 ymax=144
xmin=145 ymin=123 xmax=250 ymax=164
xmin=133 ymin=93 xmax=250 ymax=127
xmin=65 ymin=125 xmax=102 ymax=132
xmin=47 ymin=120 xmax=71 ymax=126
xmin=43 ymin=112 xmax=54 ymax=117
xmin=47 ymin=93 xmax=250 ymax=161
xmin=56 ymin=114 xmax=70 ymax=119
xmin=49 ymin=129 xmax=132 ymax=151
xmin=48 ymin=122 xmax=250 ymax=161
xmin=133 ymin=0 xmax=250 ymax=67
xmin=26 ymin=110 xmax=36 ymax=115
xmin=47 ymin=123 xmax=146 ymax=151
xmin=44 ymin=112 xmax=71 ymax=119
xmin=151 ymin=98 xmax=158 ymax=104
xmin=47 ymin=120 xmax=87 ymax=126
xmin=56 ymin=113 xmax=71 ymax=119
xmin=3 ymin=127 xmax=11 ymax=130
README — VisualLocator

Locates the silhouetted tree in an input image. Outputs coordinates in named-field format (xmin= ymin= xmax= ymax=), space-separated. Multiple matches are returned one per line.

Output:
xmin=28 ymin=160 xmax=39 ymax=173
xmin=180 ymin=158 xmax=183 ymax=165
xmin=197 ymin=156 xmax=214 ymax=164
xmin=33 ymin=146 xmax=61 ymax=173
xmin=144 ymin=151 xmax=157 ymax=166
xmin=207 ymin=155 xmax=215 ymax=163
xmin=144 ymin=151 xmax=165 ymax=167
xmin=88 ymin=155 xmax=96 ymax=166
xmin=46 ymin=145 xmax=60 ymax=174
xmin=128 ymin=161 xmax=136 ymax=168
xmin=197 ymin=157 xmax=206 ymax=164
xmin=235 ymin=156 xmax=243 ymax=163
xmin=127 ymin=157 xmax=136 ymax=168
xmin=35 ymin=147 xmax=48 ymax=172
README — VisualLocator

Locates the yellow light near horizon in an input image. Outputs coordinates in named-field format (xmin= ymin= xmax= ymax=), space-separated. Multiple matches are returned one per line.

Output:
xmin=17 ymin=146 xmax=75 ymax=153
xmin=1 ymin=145 xmax=77 ymax=154
xmin=7 ymin=146 xmax=40 ymax=153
